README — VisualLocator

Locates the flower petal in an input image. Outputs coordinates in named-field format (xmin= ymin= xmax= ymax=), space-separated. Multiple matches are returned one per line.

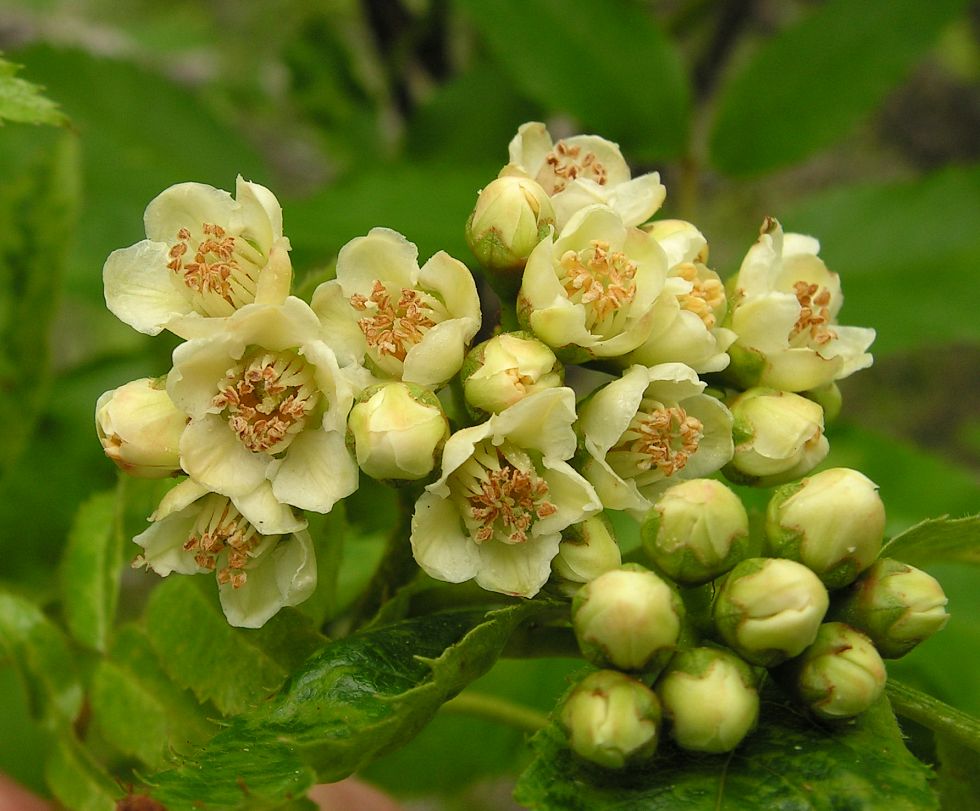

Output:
xmin=336 ymin=227 xmax=419 ymax=295
xmin=402 ymin=318 xmax=473 ymax=388
xmin=103 ymin=240 xmax=190 ymax=336
xmin=491 ymin=387 xmax=578 ymax=460
xmin=133 ymin=510 xmax=204 ymax=576
xmin=269 ymin=428 xmax=357 ymax=513
xmin=233 ymin=481 xmax=308 ymax=536
xmin=607 ymin=173 xmax=667 ymax=227
xmin=180 ymin=414 xmax=269 ymax=497
xmin=474 ymin=532 xmax=562 ymax=598
xmin=310 ymin=280 xmax=369 ymax=367
xmin=143 ymin=182 xmax=236 ymax=244
xmin=410 ymin=492 xmax=481 ymax=583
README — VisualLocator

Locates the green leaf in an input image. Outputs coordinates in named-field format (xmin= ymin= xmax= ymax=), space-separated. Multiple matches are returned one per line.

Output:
xmin=146 ymin=603 xmax=541 ymax=810
xmin=144 ymin=576 xmax=327 ymax=716
xmin=295 ymin=504 xmax=347 ymax=626
xmin=515 ymin=692 xmax=937 ymax=810
xmin=59 ymin=489 xmax=123 ymax=652
xmin=709 ymin=0 xmax=970 ymax=175
xmin=0 ymin=55 xmax=67 ymax=126
xmin=455 ymin=0 xmax=690 ymax=160
xmin=881 ymin=515 xmax=980 ymax=567
xmin=44 ymin=734 xmax=122 ymax=811
xmin=0 ymin=589 xmax=82 ymax=727
xmin=936 ymin=733 xmax=980 ymax=810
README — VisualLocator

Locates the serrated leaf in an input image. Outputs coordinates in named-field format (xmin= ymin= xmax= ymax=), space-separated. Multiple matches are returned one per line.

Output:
xmin=44 ymin=734 xmax=122 ymax=811
xmin=515 ymin=693 xmax=937 ymax=810
xmin=709 ymin=0 xmax=970 ymax=175
xmin=146 ymin=603 xmax=541 ymax=810
xmin=144 ymin=576 xmax=326 ymax=716
xmin=0 ymin=590 xmax=82 ymax=727
xmin=455 ymin=0 xmax=690 ymax=160
xmin=0 ymin=55 xmax=67 ymax=126
xmin=881 ymin=515 xmax=980 ymax=567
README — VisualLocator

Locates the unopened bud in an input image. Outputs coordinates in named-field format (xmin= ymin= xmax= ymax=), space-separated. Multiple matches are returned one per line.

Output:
xmin=552 ymin=514 xmax=622 ymax=595
xmin=833 ymin=558 xmax=949 ymax=658
xmin=572 ymin=564 xmax=684 ymax=673
xmin=657 ymin=647 xmax=759 ymax=753
xmin=804 ymin=382 xmax=842 ymax=424
xmin=642 ymin=479 xmax=749 ymax=585
xmin=560 ymin=669 xmax=661 ymax=769
xmin=724 ymin=388 xmax=828 ymax=487
xmin=766 ymin=468 xmax=885 ymax=588
xmin=461 ymin=332 xmax=563 ymax=417
xmin=96 ymin=377 xmax=186 ymax=478
xmin=785 ymin=622 xmax=886 ymax=719
xmin=347 ymin=382 xmax=449 ymax=481
xmin=714 ymin=557 xmax=829 ymax=666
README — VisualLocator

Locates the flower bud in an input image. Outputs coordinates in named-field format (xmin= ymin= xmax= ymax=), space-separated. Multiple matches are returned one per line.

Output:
xmin=714 ymin=558 xmax=829 ymax=666
xmin=766 ymin=468 xmax=885 ymax=588
xmin=346 ymin=382 xmax=449 ymax=482
xmin=572 ymin=564 xmax=684 ymax=673
xmin=465 ymin=176 xmax=555 ymax=277
xmin=552 ymin=514 xmax=622 ymax=595
xmin=461 ymin=332 xmax=563 ymax=418
xmin=785 ymin=622 xmax=886 ymax=719
xmin=724 ymin=388 xmax=828 ymax=487
xmin=804 ymin=382 xmax=842 ymax=424
xmin=657 ymin=647 xmax=759 ymax=753
xmin=95 ymin=377 xmax=186 ymax=478
xmin=559 ymin=669 xmax=661 ymax=769
xmin=833 ymin=558 xmax=949 ymax=658
xmin=642 ymin=479 xmax=749 ymax=585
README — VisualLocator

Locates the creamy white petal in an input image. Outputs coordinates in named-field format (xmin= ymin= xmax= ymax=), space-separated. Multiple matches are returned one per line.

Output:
xmin=429 ymin=422 xmax=494 ymax=495
xmin=133 ymin=510 xmax=205 ymax=576
xmin=269 ymin=427 xmax=357 ymax=513
xmin=401 ymin=318 xmax=473 ymax=387
xmin=582 ymin=450 xmax=651 ymax=513
xmin=474 ymin=531 xmax=562 ymax=598
xmin=579 ymin=365 xmax=650 ymax=453
xmin=309 ymin=280 xmax=368 ymax=367
xmin=411 ymin=492 xmax=481 ymax=583
xmin=253 ymin=239 xmax=293 ymax=306
xmin=508 ymin=121 xmax=553 ymax=176
xmin=103 ymin=241 xmax=190 ymax=336
xmin=491 ymin=387 xmax=578 ymax=460
xmin=535 ymin=458 xmax=601 ymax=535
xmin=761 ymin=348 xmax=843 ymax=391
xmin=336 ymin=227 xmax=419 ymax=294
xmin=150 ymin=478 xmax=210 ymax=521
xmin=180 ymin=414 xmax=269 ymax=497
xmin=168 ymin=335 xmax=238 ymax=418
xmin=418 ymin=251 xmax=482 ymax=325
xmin=233 ymin=176 xmax=283 ymax=247
xmin=233 ymin=481 xmax=308 ymax=536
xmin=607 ymin=173 xmax=667 ymax=227
xmin=144 ymin=183 xmax=236 ymax=244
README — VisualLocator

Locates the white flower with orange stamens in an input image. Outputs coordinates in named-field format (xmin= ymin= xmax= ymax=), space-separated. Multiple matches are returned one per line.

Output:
xmin=411 ymin=387 xmax=601 ymax=598
xmin=167 ymin=296 xmax=365 ymax=514
xmin=725 ymin=218 xmax=875 ymax=392
xmin=104 ymin=177 xmax=292 ymax=339
xmin=579 ymin=364 xmax=734 ymax=516
xmin=501 ymin=122 xmax=666 ymax=229
xmin=311 ymin=228 xmax=481 ymax=389
xmin=518 ymin=206 xmax=668 ymax=362
xmin=133 ymin=479 xmax=315 ymax=628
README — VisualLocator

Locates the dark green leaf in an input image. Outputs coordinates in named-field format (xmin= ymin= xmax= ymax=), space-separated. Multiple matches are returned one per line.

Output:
xmin=455 ymin=0 xmax=690 ymax=160
xmin=295 ymin=504 xmax=347 ymax=626
xmin=881 ymin=515 xmax=980 ymax=567
xmin=709 ymin=0 xmax=970 ymax=175
xmin=0 ymin=55 xmax=67 ymax=126
xmin=44 ymin=734 xmax=122 ymax=811
xmin=515 ymin=693 xmax=937 ymax=810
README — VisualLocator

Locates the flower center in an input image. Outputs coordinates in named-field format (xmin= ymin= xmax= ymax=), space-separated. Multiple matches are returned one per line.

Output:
xmin=453 ymin=442 xmax=557 ymax=545
xmin=607 ymin=401 xmax=704 ymax=479
xmin=558 ymin=240 xmax=637 ymax=335
xmin=537 ymin=140 xmax=608 ymax=193
xmin=212 ymin=351 xmax=320 ymax=454
xmin=167 ymin=223 xmax=266 ymax=317
xmin=789 ymin=281 xmax=837 ymax=346
xmin=675 ymin=263 xmax=725 ymax=328
xmin=350 ymin=280 xmax=444 ymax=363
xmin=181 ymin=494 xmax=267 ymax=589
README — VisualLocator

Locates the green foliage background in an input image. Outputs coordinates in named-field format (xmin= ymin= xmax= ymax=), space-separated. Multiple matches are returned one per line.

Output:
xmin=0 ymin=1 xmax=978 ymax=808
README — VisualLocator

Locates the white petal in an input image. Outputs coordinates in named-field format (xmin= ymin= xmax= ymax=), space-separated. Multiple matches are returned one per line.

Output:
xmin=401 ymin=318 xmax=473 ymax=387
xmin=535 ymin=458 xmax=601 ymax=535
xmin=253 ymin=239 xmax=292 ymax=306
xmin=607 ymin=173 xmax=667 ymax=227
xmin=582 ymin=451 xmax=651 ymax=513
xmin=179 ymin=414 xmax=269 ymax=497
xmin=335 ymin=227 xmax=419 ymax=294
xmin=418 ymin=251 xmax=482 ymax=325
xmin=133 ymin=510 xmax=203 ymax=576
xmin=561 ymin=135 xmax=632 ymax=185
xmin=310 ymin=280 xmax=369 ymax=367
xmin=232 ymin=481 xmax=308 ymax=536
xmin=429 ymin=422 xmax=494 ymax=495
xmin=269 ymin=428 xmax=357 ymax=513
xmin=233 ymin=176 xmax=283 ymax=248
xmin=491 ymin=387 xmax=578 ymax=459
xmin=302 ymin=339 xmax=353 ymax=434
xmin=529 ymin=302 xmax=594 ymax=351
xmin=168 ymin=334 xmax=238 ymax=419
xmin=731 ymin=292 xmax=800 ymax=352
xmin=475 ymin=533 xmax=562 ymax=598
xmin=143 ymin=182 xmax=236 ymax=244
xmin=508 ymin=121 xmax=553 ymax=176
xmin=103 ymin=241 xmax=190 ymax=336
xmin=410 ymin=492 xmax=480 ymax=583
xmin=761 ymin=348 xmax=843 ymax=392
xmin=578 ymin=366 xmax=650 ymax=453
xmin=150 ymin=478 xmax=209 ymax=521
xmin=680 ymin=394 xmax=735 ymax=478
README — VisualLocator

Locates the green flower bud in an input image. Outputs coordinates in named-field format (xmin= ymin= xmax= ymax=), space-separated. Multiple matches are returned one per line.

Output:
xmin=786 ymin=622 xmax=886 ymax=720
xmin=346 ymin=382 xmax=449 ymax=481
xmin=552 ymin=514 xmax=622 ymax=596
xmin=461 ymin=332 xmax=563 ymax=418
xmin=642 ymin=479 xmax=749 ymax=585
xmin=95 ymin=377 xmax=187 ymax=478
xmin=766 ymin=468 xmax=885 ymax=588
xmin=714 ymin=558 xmax=829 ymax=667
xmin=724 ymin=388 xmax=828 ymax=487
xmin=657 ymin=647 xmax=759 ymax=753
xmin=833 ymin=558 xmax=949 ymax=658
xmin=560 ymin=669 xmax=661 ymax=769
xmin=804 ymin=382 xmax=842 ymax=424
xmin=465 ymin=176 xmax=555 ymax=277
xmin=572 ymin=564 xmax=684 ymax=673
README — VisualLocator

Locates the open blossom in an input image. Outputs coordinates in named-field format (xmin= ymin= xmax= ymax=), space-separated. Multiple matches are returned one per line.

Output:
xmin=167 ymin=296 xmax=364 ymax=514
xmin=133 ymin=479 xmax=315 ymax=628
xmin=411 ymin=388 xmax=600 ymax=598
xmin=518 ymin=205 xmax=668 ymax=362
xmin=578 ymin=364 xmax=734 ymax=515
xmin=726 ymin=218 xmax=875 ymax=391
xmin=104 ymin=177 xmax=292 ymax=338
xmin=312 ymin=228 xmax=481 ymax=388
xmin=501 ymin=121 xmax=666 ymax=229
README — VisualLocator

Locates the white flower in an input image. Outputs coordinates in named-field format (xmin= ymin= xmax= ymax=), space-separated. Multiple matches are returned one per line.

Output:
xmin=410 ymin=388 xmax=600 ymax=598
xmin=311 ymin=228 xmax=481 ymax=388
xmin=578 ymin=364 xmax=734 ymax=516
xmin=461 ymin=332 xmax=563 ymax=417
xmin=502 ymin=122 xmax=666 ymax=229
xmin=167 ymin=296 xmax=363 ymax=514
xmin=726 ymin=218 xmax=875 ymax=391
xmin=133 ymin=479 xmax=315 ymax=628
xmin=518 ymin=206 xmax=668 ymax=361
xmin=104 ymin=177 xmax=292 ymax=338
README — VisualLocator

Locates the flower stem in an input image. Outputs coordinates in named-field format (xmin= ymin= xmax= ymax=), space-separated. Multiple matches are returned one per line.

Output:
xmin=887 ymin=679 xmax=980 ymax=754
xmin=440 ymin=690 xmax=549 ymax=734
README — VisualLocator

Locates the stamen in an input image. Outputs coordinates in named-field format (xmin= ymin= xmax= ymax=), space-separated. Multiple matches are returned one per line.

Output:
xmin=350 ymin=280 xmax=439 ymax=362
xmin=789 ymin=281 xmax=837 ymax=346
xmin=675 ymin=263 xmax=725 ymax=328
xmin=609 ymin=402 xmax=704 ymax=478
xmin=558 ymin=240 xmax=637 ymax=334
xmin=537 ymin=140 xmax=608 ymax=193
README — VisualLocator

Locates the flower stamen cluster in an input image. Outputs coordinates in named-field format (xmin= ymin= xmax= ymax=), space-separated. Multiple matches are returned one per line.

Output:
xmin=789 ymin=281 xmax=836 ymax=346
xmin=609 ymin=403 xmax=704 ymax=478
xmin=559 ymin=240 xmax=638 ymax=331
xmin=676 ymin=263 xmax=725 ymax=328
xmin=349 ymin=280 xmax=440 ymax=361
xmin=178 ymin=493 xmax=262 ymax=588
xmin=539 ymin=140 xmax=608 ymax=192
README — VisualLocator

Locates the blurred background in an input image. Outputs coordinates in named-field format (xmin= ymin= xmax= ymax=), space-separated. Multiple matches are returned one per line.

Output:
xmin=0 ymin=1 xmax=977 ymax=808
